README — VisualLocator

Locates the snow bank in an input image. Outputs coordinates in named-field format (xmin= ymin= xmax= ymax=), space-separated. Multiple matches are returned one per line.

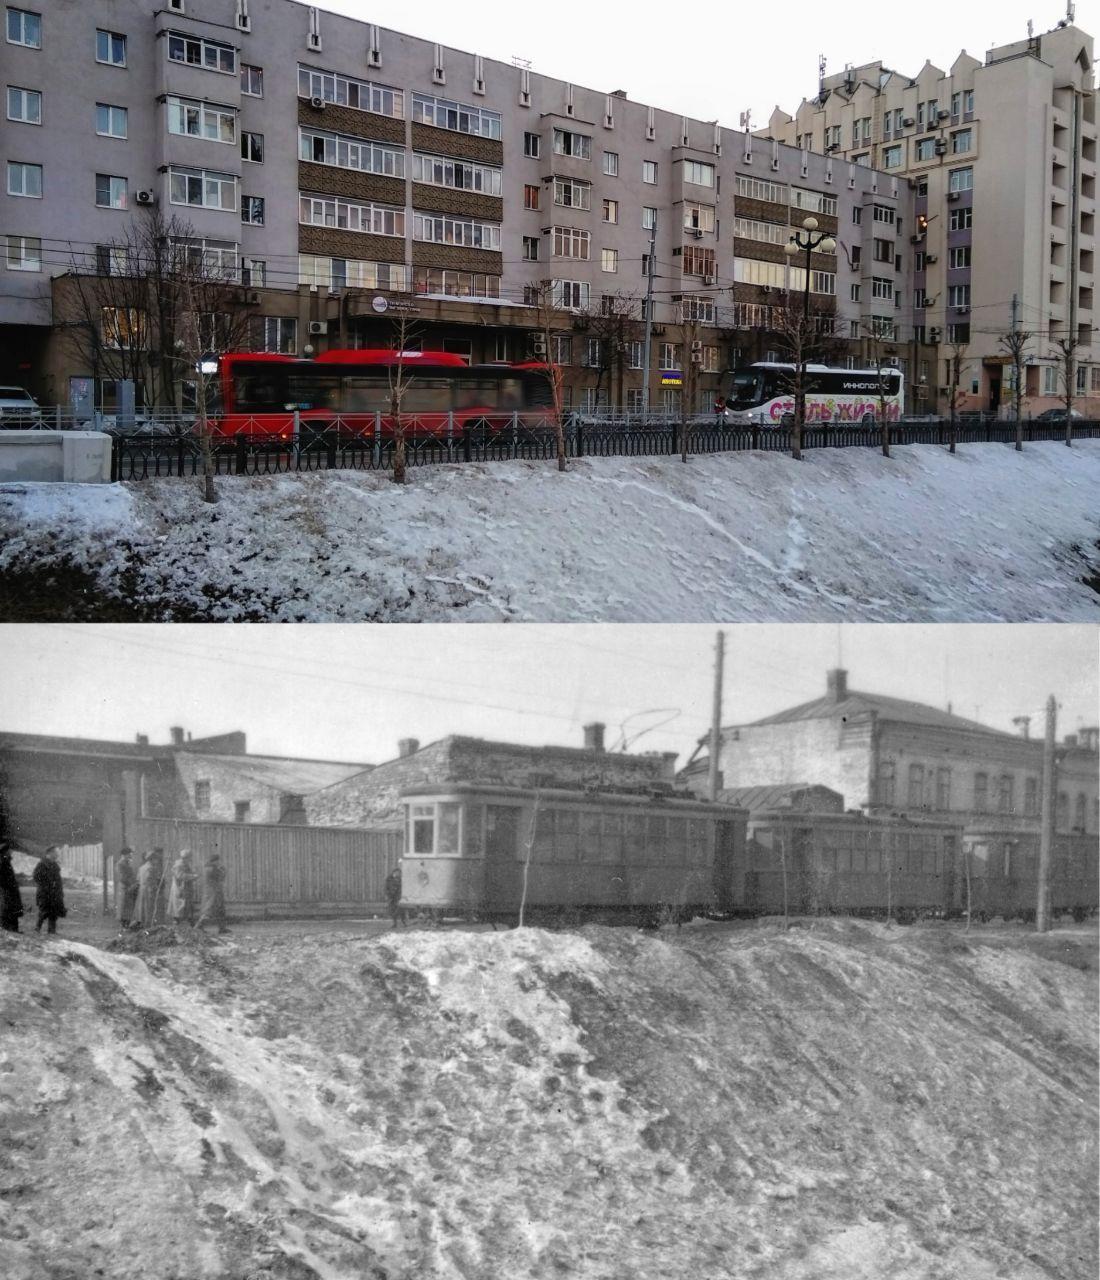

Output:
xmin=1 ymin=442 xmax=1098 ymax=620
xmin=0 ymin=920 xmax=1095 ymax=1279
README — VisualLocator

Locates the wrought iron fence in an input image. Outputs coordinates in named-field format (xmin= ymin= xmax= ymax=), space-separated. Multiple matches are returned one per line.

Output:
xmin=10 ymin=408 xmax=1096 ymax=481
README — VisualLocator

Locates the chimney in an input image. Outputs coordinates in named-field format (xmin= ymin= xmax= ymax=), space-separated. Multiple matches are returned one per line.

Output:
xmin=1012 ymin=716 xmax=1031 ymax=739
xmin=397 ymin=737 xmax=420 ymax=758
xmin=135 ymin=733 xmax=149 ymax=747
xmin=169 ymin=726 xmax=185 ymax=746
xmin=583 ymin=722 xmax=606 ymax=753
xmin=825 ymin=669 xmax=848 ymax=703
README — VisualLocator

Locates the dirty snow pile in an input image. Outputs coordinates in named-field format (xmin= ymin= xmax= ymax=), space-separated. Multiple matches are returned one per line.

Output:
xmin=1 ymin=920 xmax=1096 ymax=1280
xmin=1 ymin=442 xmax=1099 ymax=621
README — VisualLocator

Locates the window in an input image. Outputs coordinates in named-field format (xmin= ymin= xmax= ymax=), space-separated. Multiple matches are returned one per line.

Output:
xmin=523 ymin=131 xmax=540 ymax=157
xmin=6 ymin=7 xmax=40 ymax=47
xmin=883 ymin=144 xmax=902 ymax=168
xmin=973 ymin=772 xmax=988 ymax=812
xmin=552 ymin=127 xmax=591 ymax=158
xmin=96 ymin=29 xmax=126 ymax=66
xmin=95 ymin=103 xmax=127 ymax=138
xmin=948 ymin=283 xmax=970 ymax=310
xmin=194 ymin=780 xmax=211 ymax=812
xmin=659 ymin=342 xmax=682 ymax=369
xmin=627 ymin=388 xmax=645 ymax=412
xmin=1074 ymin=793 xmax=1087 ymax=833
xmin=790 ymin=187 xmax=837 ymax=216
xmin=299 ymin=193 xmax=406 ymax=237
xmin=238 ymin=195 xmax=263 ymax=225
xmin=299 ymin=128 xmax=405 ymax=177
xmin=642 ymin=206 xmax=657 ymax=230
xmin=298 ymin=65 xmax=403 ymax=118
xmin=95 ymin=173 xmax=128 ymax=209
xmin=602 ymin=198 xmax=619 ymax=224
xmin=167 ymin=96 xmax=236 ymax=143
xmin=300 ymin=256 xmax=408 ymax=292
xmin=412 ymin=92 xmax=501 ymax=138
xmin=949 ymin=246 xmax=971 ymax=270
xmin=916 ymin=103 xmax=925 ymax=128
xmin=850 ymin=283 xmax=861 ymax=303
xmin=603 ymin=150 xmax=619 ymax=177
xmin=552 ymin=226 xmax=590 ymax=259
xmin=873 ymin=238 xmax=893 ymax=263
xmin=701 ymin=345 xmax=719 ymax=374
xmin=879 ymin=760 xmax=896 ymax=806
xmin=949 ymin=206 xmax=973 ymax=231
xmin=173 ymin=236 xmax=238 ymax=279
xmin=254 ymin=316 xmax=297 ymax=354
xmin=935 ymin=768 xmax=951 ymax=810
xmin=997 ymin=775 xmax=1014 ymax=814
xmin=951 ymin=91 xmax=961 ymax=118
xmin=872 ymin=204 xmax=895 ymax=225
xmin=601 ymin=247 xmax=618 ymax=272
xmin=684 ymin=203 xmax=715 ymax=233
xmin=552 ymin=280 xmax=590 ymax=309
xmin=682 ymin=160 xmax=714 ymax=187
xmin=241 ymin=63 xmax=263 ymax=96
xmin=241 ymin=131 xmax=264 ymax=163
xmin=234 ymin=801 xmax=251 ymax=823
xmin=852 ymin=153 xmax=870 ymax=167
xmin=679 ymin=296 xmax=714 ymax=323
xmin=682 ymin=245 xmax=715 ymax=277
xmin=553 ymin=177 xmax=591 ymax=210
xmin=946 ymin=322 xmax=969 ymax=344
xmin=167 ymin=31 xmax=236 ymax=74
xmin=5 ymin=233 xmax=40 ymax=270
xmin=553 ymin=335 xmax=571 ymax=364
xmin=523 ymin=184 xmax=539 ymax=210
xmin=738 ymin=175 xmax=785 ymax=204
xmin=915 ymin=138 xmax=935 ymax=162
xmin=871 ymin=277 xmax=894 ymax=301
xmin=169 ymin=165 xmax=237 ymax=211
xmin=907 ymin=764 xmax=925 ymax=809
xmin=948 ymin=166 xmax=973 ymax=192
xmin=6 ymin=85 xmax=39 ymax=124
xmin=241 ymin=258 xmax=266 ymax=286
xmin=582 ymin=338 xmax=601 ymax=367
xmin=952 ymin=129 xmax=972 ymax=154
xmin=409 ymin=152 xmax=501 ymax=194
xmin=414 ymin=212 xmax=500 ymax=250
xmin=522 ymin=235 xmax=539 ymax=261
xmin=642 ymin=160 xmax=658 ymax=184
xmin=101 ymin=307 xmax=146 ymax=352
xmin=964 ymin=89 xmax=974 ymax=115
xmin=850 ymin=245 xmax=861 ymax=267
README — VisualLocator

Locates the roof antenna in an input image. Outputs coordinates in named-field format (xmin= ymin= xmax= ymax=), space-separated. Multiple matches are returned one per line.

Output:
xmin=1027 ymin=18 xmax=1034 ymax=37
xmin=818 ymin=53 xmax=827 ymax=101
xmin=739 ymin=108 xmax=752 ymax=132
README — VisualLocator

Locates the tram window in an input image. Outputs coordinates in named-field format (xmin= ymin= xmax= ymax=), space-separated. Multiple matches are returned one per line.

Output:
xmin=665 ymin=817 xmax=687 ymax=864
xmin=437 ymin=803 xmax=460 ymax=855
xmin=625 ymin=813 xmax=647 ymax=848
xmin=411 ymin=803 xmax=436 ymax=854
xmin=600 ymin=812 xmax=624 ymax=863
xmin=646 ymin=816 xmax=669 ymax=862
xmin=463 ymin=804 xmax=483 ymax=856
xmin=555 ymin=809 xmax=579 ymax=859
xmin=687 ymin=818 xmax=710 ymax=865
xmin=849 ymin=838 xmax=865 ymax=874
xmin=819 ymin=832 xmax=838 ymax=873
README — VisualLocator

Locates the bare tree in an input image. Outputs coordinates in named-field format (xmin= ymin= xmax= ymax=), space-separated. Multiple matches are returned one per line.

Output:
xmin=768 ymin=292 xmax=834 ymax=462
xmin=578 ymin=292 xmax=642 ymax=411
xmin=945 ymin=341 xmax=968 ymax=455
xmin=859 ymin=321 xmax=898 ymax=459
xmin=680 ymin=307 xmax=702 ymax=464
xmin=1051 ymin=335 xmax=1081 ymax=447
xmin=998 ymin=326 xmax=1033 ymax=451
xmin=525 ymin=280 xmax=568 ymax=472
xmin=385 ymin=313 xmax=421 ymax=486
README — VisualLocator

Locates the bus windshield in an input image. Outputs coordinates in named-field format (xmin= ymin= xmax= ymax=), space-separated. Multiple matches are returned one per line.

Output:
xmin=730 ymin=370 xmax=768 ymax=407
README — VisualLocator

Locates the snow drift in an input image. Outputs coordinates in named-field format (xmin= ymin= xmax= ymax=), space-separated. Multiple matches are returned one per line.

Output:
xmin=1 ymin=442 xmax=1098 ymax=621
xmin=0 ymin=920 xmax=1095 ymax=1280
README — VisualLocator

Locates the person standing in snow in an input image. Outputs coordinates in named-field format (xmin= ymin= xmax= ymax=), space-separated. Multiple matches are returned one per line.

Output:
xmin=149 ymin=846 xmax=169 ymax=924
xmin=32 ymin=847 xmax=66 ymax=935
xmin=167 ymin=849 xmax=198 ymax=926
xmin=134 ymin=850 xmax=155 ymax=929
xmin=0 ymin=842 xmax=24 ymax=932
xmin=196 ymin=853 xmax=228 ymax=934
xmin=384 ymin=864 xmax=403 ymax=929
xmin=116 ymin=847 xmax=138 ymax=930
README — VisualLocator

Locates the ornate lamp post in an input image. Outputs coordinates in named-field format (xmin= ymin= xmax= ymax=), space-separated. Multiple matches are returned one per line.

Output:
xmin=782 ymin=216 xmax=836 ymax=452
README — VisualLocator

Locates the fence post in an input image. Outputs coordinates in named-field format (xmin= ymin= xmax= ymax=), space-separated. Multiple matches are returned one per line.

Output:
xmin=234 ymin=432 xmax=248 ymax=476
xmin=110 ymin=437 xmax=119 ymax=482
xmin=325 ymin=428 xmax=337 ymax=471
xmin=176 ymin=433 xmax=186 ymax=478
xmin=576 ymin=416 xmax=584 ymax=459
xmin=447 ymin=410 xmax=455 ymax=460
xmin=373 ymin=410 xmax=382 ymax=469
xmin=462 ymin=424 xmax=472 ymax=462
xmin=670 ymin=421 xmax=678 ymax=456
xmin=55 ymin=404 xmax=62 ymax=431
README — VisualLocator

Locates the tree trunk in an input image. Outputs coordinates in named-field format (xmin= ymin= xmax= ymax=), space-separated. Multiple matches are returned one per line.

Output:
xmin=391 ymin=390 xmax=406 ymax=484
xmin=196 ymin=394 xmax=217 ymax=504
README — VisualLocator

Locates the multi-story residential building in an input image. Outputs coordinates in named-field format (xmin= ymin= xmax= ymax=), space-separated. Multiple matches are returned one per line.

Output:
xmin=2 ymin=0 xmax=914 ymax=412
xmin=763 ymin=18 xmax=1098 ymax=415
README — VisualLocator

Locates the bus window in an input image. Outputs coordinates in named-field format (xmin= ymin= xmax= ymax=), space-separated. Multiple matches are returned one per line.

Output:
xmin=233 ymin=370 xmax=288 ymax=411
xmin=401 ymin=378 xmax=453 ymax=413
xmin=498 ymin=378 xmax=523 ymax=411
xmin=454 ymin=379 xmax=499 ymax=410
xmin=342 ymin=376 xmax=388 ymax=412
xmin=286 ymin=374 xmax=341 ymax=411
xmin=522 ymin=372 xmax=555 ymax=409
xmin=730 ymin=371 xmax=765 ymax=406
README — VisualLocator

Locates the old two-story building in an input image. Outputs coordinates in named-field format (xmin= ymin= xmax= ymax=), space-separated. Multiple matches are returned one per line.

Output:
xmin=689 ymin=669 xmax=1099 ymax=839
xmin=304 ymin=723 xmax=681 ymax=828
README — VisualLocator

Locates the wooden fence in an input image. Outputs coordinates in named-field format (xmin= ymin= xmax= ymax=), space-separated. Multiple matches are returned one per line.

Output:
xmin=57 ymin=843 xmax=108 ymax=880
xmin=124 ymin=817 xmax=402 ymax=917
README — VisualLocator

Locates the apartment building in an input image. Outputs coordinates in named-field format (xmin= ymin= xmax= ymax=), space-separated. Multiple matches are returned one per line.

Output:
xmin=3 ymin=0 xmax=914 ymax=411
xmin=764 ymin=17 xmax=1098 ymax=415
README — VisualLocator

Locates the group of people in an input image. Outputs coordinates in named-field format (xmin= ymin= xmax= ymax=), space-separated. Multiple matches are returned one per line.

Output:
xmin=115 ymin=846 xmax=228 ymax=933
xmin=1 ymin=843 xmax=66 ymax=935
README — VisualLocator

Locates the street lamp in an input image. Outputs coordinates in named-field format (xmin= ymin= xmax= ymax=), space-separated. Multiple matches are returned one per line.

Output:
xmin=782 ymin=216 xmax=837 ymax=451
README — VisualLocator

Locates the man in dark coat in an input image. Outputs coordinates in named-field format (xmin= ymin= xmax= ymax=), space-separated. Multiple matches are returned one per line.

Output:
xmin=32 ymin=847 xmax=66 ymax=935
xmin=196 ymin=853 xmax=228 ymax=934
xmin=0 ymin=842 xmax=24 ymax=933
xmin=116 ymin=847 xmax=138 ymax=929
xmin=384 ymin=864 xmax=403 ymax=929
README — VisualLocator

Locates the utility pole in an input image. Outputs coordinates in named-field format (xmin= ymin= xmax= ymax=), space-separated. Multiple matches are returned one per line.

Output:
xmin=707 ymin=630 xmax=725 ymax=802
xmin=641 ymin=218 xmax=657 ymax=415
xmin=1036 ymin=695 xmax=1057 ymax=933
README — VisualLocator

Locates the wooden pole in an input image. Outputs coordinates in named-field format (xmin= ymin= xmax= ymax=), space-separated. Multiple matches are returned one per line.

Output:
xmin=1036 ymin=695 xmax=1057 ymax=932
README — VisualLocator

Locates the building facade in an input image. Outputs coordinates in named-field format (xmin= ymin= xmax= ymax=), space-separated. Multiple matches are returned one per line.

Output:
xmin=3 ymin=0 xmax=915 ymax=411
xmin=763 ymin=19 xmax=1098 ymax=415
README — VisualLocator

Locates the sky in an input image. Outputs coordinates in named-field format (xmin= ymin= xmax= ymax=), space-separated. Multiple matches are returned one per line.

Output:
xmin=0 ymin=624 xmax=1095 ymax=767
xmin=310 ymin=0 xmax=1086 ymax=126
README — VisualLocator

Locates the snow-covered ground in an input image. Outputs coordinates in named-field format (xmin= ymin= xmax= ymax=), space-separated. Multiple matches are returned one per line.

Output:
xmin=1 ymin=920 xmax=1096 ymax=1280
xmin=1 ymin=442 xmax=1098 ymax=621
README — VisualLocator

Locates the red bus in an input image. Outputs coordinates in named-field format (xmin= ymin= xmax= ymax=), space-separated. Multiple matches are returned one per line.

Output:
xmin=214 ymin=349 xmax=556 ymax=439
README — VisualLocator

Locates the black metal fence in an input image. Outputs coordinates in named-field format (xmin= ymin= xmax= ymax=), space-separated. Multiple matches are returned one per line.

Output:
xmin=108 ymin=415 xmax=1100 ymax=482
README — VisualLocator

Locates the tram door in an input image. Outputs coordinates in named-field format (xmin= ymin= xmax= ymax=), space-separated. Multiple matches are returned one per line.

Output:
xmin=484 ymin=805 xmax=521 ymax=909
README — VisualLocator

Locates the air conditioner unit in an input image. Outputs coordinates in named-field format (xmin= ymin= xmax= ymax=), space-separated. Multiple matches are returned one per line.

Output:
xmin=937 ymin=110 xmax=950 ymax=120
xmin=885 ymin=356 xmax=900 ymax=367
xmin=651 ymin=325 xmax=666 ymax=336
xmin=245 ymin=290 xmax=261 ymax=305
xmin=134 ymin=189 xmax=155 ymax=206
xmin=947 ymin=191 xmax=960 ymax=201
xmin=309 ymin=95 xmax=326 ymax=110
xmin=902 ymin=117 xmax=915 ymax=127
xmin=308 ymin=320 xmax=328 ymax=335
xmin=761 ymin=285 xmax=773 ymax=294
xmin=691 ymin=340 xmax=703 ymax=352
xmin=928 ymin=327 xmax=941 ymax=342
xmin=692 ymin=228 xmax=704 ymax=239
xmin=703 ymin=274 xmax=715 ymax=286
xmin=934 ymin=140 xmax=948 ymax=154
xmin=530 ymin=334 xmax=547 ymax=357
xmin=910 ymin=234 xmax=924 ymax=245
xmin=924 ymin=254 xmax=937 ymax=265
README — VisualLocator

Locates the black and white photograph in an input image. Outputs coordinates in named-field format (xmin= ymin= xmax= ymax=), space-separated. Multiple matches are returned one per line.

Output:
xmin=0 ymin=622 xmax=1097 ymax=1279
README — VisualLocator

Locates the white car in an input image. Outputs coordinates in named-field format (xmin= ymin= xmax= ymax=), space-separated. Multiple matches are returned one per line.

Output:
xmin=0 ymin=386 xmax=43 ymax=427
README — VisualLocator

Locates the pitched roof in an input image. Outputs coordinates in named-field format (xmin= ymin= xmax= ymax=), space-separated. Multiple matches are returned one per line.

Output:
xmin=719 ymin=783 xmax=843 ymax=813
xmin=744 ymin=690 xmax=1018 ymax=737
xmin=174 ymin=752 xmax=369 ymax=794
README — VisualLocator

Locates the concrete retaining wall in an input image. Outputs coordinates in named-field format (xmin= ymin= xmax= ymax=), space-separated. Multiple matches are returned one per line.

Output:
xmin=0 ymin=431 xmax=112 ymax=483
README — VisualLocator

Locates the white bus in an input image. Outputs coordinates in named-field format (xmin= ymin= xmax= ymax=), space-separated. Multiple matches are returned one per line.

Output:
xmin=725 ymin=362 xmax=905 ymax=427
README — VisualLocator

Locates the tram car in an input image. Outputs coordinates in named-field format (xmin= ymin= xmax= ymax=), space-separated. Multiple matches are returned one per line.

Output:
xmin=398 ymin=782 xmax=748 ymax=923
xmin=959 ymin=827 xmax=1097 ymax=922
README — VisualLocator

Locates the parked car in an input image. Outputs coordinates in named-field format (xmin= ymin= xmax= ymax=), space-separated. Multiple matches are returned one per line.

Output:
xmin=1034 ymin=407 xmax=1083 ymax=422
xmin=0 ymin=386 xmax=43 ymax=427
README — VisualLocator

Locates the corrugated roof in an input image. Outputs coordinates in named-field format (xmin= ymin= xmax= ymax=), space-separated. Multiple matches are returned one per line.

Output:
xmin=744 ymin=691 xmax=1018 ymax=737
xmin=718 ymin=784 xmax=841 ymax=812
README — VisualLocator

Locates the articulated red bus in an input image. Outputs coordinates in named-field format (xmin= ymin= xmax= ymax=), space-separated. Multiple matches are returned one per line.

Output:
xmin=215 ymin=349 xmax=556 ymax=438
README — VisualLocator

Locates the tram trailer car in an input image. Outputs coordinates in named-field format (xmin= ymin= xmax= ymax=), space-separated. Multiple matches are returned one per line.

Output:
xmin=399 ymin=782 xmax=748 ymax=923
xmin=961 ymin=828 xmax=1098 ymax=922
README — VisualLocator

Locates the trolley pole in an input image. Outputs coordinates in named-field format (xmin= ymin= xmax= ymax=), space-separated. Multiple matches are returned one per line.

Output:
xmin=707 ymin=631 xmax=725 ymax=802
xmin=1036 ymin=694 xmax=1057 ymax=933
xmin=641 ymin=219 xmax=657 ymax=416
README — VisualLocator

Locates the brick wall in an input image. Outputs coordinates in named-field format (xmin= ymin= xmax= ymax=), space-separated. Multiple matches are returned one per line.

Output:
xmin=718 ymin=717 xmax=873 ymax=811
xmin=298 ymin=98 xmax=406 ymax=145
xmin=411 ymin=184 xmax=503 ymax=222
xmin=411 ymin=122 xmax=503 ymax=165
xmin=412 ymin=243 xmax=504 ymax=273
xmin=297 ymin=162 xmax=406 ymax=206
xmin=298 ymin=223 xmax=407 ymax=263
xmin=735 ymin=196 xmax=789 ymax=223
